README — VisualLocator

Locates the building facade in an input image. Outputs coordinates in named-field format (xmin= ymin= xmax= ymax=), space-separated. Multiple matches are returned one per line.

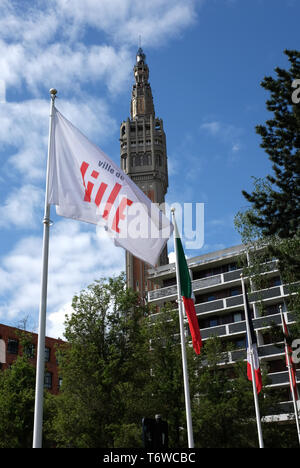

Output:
xmin=120 ymin=48 xmax=169 ymax=299
xmin=147 ymin=244 xmax=300 ymax=417
xmin=0 ymin=323 xmax=64 ymax=395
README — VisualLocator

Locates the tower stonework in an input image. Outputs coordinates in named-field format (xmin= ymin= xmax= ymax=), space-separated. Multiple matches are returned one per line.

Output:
xmin=120 ymin=48 xmax=169 ymax=298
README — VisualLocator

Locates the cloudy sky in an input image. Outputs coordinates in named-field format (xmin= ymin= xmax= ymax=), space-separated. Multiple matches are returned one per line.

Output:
xmin=0 ymin=0 xmax=299 ymax=338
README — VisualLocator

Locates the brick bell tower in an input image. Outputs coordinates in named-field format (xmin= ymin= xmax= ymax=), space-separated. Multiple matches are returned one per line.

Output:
xmin=120 ymin=48 xmax=169 ymax=298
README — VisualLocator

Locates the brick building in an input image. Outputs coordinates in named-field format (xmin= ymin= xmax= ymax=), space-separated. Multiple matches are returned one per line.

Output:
xmin=0 ymin=323 xmax=64 ymax=395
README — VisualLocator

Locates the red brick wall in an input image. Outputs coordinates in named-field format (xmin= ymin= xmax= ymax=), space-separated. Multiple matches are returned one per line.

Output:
xmin=0 ymin=323 xmax=65 ymax=395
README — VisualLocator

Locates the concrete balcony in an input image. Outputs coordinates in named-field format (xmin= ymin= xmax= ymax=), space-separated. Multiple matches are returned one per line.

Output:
xmin=199 ymin=312 xmax=295 ymax=343
xmin=148 ymin=273 xmax=225 ymax=303
xmin=148 ymin=264 xmax=280 ymax=305
xmin=229 ymin=343 xmax=285 ymax=363
xmin=194 ymin=285 xmax=284 ymax=319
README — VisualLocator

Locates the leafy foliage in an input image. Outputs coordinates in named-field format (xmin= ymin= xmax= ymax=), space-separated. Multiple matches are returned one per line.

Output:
xmin=53 ymin=273 xmax=150 ymax=448
xmin=242 ymin=49 xmax=300 ymax=238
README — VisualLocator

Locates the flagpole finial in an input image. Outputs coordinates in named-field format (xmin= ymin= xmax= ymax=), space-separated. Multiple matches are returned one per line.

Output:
xmin=49 ymin=88 xmax=57 ymax=97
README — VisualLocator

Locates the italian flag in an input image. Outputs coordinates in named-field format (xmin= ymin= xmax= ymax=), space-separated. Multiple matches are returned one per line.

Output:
xmin=176 ymin=235 xmax=202 ymax=355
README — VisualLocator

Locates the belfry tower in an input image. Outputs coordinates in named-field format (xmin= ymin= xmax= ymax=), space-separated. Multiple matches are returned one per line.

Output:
xmin=120 ymin=48 xmax=169 ymax=298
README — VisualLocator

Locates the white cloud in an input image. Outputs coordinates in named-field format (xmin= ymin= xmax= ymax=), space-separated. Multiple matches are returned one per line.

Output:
xmin=54 ymin=0 xmax=200 ymax=46
xmin=168 ymin=251 xmax=176 ymax=264
xmin=0 ymin=1 xmax=200 ymax=96
xmin=0 ymin=96 xmax=116 ymax=184
xmin=200 ymin=121 xmax=221 ymax=136
xmin=200 ymin=119 xmax=243 ymax=156
xmin=232 ymin=143 xmax=241 ymax=152
xmin=0 ymin=39 xmax=132 ymax=96
xmin=0 ymin=0 xmax=204 ymax=338
xmin=0 ymin=219 xmax=125 ymax=338
xmin=0 ymin=184 xmax=43 ymax=229
xmin=47 ymin=302 xmax=74 ymax=340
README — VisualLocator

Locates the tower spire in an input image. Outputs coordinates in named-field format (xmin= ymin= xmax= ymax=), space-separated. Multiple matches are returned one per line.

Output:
xmin=120 ymin=49 xmax=169 ymax=297
xmin=131 ymin=46 xmax=154 ymax=120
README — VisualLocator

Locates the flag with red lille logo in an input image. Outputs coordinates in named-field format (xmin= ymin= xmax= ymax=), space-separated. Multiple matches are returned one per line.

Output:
xmin=47 ymin=107 xmax=173 ymax=267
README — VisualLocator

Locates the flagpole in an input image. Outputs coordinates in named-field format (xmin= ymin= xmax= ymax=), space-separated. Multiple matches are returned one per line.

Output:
xmin=171 ymin=208 xmax=194 ymax=449
xmin=279 ymin=305 xmax=300 ymax=445
xmin=32 ymin=88 xmax=57 ymax=449
xmin=241 ymin=274 xmax=264 ymax=449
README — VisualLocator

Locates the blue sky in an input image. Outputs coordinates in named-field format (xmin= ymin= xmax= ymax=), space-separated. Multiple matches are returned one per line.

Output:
xmin=0 ymin=0 xmax=299 ymax=337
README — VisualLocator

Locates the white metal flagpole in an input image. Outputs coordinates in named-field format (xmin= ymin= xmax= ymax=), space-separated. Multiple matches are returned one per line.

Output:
xmin=171 ymin=208 xmax=194 ymax=448
xmin=241 ymin=274 xmax=264 ymax=449
xmin=32 ymin=88 xmax=57 ymax=449
xmin=279 ymin=305 xmax=300 ymax=446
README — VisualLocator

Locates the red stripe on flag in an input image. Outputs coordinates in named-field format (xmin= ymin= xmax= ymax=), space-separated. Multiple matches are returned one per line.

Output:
xmin=247 ymin=362 xmax=263 ymax=394
xmin=182 ymin=297 xmax=202 ymax=355
xmin=286 ymin=346 xmax=299 ymax=401
xmin=282 ymin=314 xmax=299 ymax=401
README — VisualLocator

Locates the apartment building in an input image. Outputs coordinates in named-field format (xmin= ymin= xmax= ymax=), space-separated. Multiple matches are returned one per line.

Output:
xmin=147 ymin=244 xmax=300 ymax=417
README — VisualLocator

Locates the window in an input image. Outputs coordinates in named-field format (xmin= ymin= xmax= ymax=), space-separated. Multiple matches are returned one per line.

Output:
xmin=268 ymin=359 xmax=286 ymax=373
xmin=135 ymin=154 xmax=142 ymax=166
xmin=7 ymin=338 xmax=18 ymax=355
xmin=209 ymin=318 xmax=218 ymax=328
xmin=58 ymin=377 xmax=63 ymax=390
xmin=45 ymin=347 xmax=51 ymax=362
xmin=234 ymin=338 xmax=246 ymax=349
xmin=24 ymin=343 xmax=35 ymax=358
xmin=269 ymin=277 xmax=282 ymax=287
xmin=233 ymin=312 xmax=243 ymax=323
xmin=207 ymin=295 xmax=216 ymax=302
xmin=131 ymin=153 xmax=136 ymax=167
xmin=230 ymin=287 xmax=241 ymax=296
xmin=264 ymin=303 xmax=283 ymax=316
xmin=228 ymin=263 xmax=238 ymax=271
xmin=163 ymin=277 xmax=176 ymax=287
xmin=44 ymin=372 xmax=52 ymax=389
xmin=142 ymin=153 xmax=151 ymax=166
xmin=220 ymin=314 xmax=232 ymax=325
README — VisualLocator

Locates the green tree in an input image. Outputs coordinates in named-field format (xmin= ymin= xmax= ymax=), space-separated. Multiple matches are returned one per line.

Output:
xmin=242 ymin=49 xmax=300 ymax=238
xmin=235 ymin=49 xmax=300 ymax=334
xmin=0 ymin=335 xmax=55 ymax=448
xmin=0 ymin=355 xmax=36 ymax=448
xmin=52 ymin=274 xmax=298 ymax=448
xmin=141 ymin=304 xmax=199 ymax=448
xmin=192 ymin=337 xmax=294 ymax=448
xmin=53 ymin=273 xmax=151 ymax=448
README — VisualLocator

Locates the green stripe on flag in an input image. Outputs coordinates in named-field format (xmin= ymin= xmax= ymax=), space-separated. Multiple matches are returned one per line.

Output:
xmin=176 ymin=237 xmax=192 ymax=299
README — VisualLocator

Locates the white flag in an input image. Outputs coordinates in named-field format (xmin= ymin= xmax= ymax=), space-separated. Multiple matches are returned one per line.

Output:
xmin=47 ymin=107 xmax=173 ymax=266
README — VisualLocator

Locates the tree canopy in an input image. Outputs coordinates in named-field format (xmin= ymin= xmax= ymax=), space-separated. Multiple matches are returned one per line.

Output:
xmin=242 ymin=49 xmax=300 ymax=238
